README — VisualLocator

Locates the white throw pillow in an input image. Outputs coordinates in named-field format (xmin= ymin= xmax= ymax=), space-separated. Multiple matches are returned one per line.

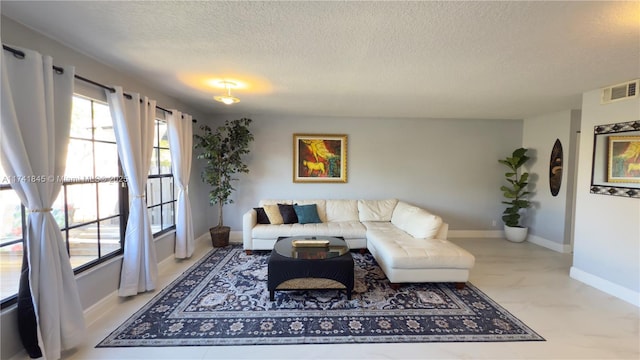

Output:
xmin=358 ymin=199 xmax=398 ymax=222
xmin=391 ymin=201 xmax=442 ymax=239
xmin=325 ymin=200 xmax=359 ymax=222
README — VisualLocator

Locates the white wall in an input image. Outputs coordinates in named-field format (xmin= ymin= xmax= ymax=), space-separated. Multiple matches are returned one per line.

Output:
xmin=522 ymin=110 xmax=580 ymax=252
xmin=571 ymin=86 xmax=640 ymax=306
xmin=0 ymin=16 xmax=216 ymax=359
xmin=204 ymin=114 xmax=523 ymax=232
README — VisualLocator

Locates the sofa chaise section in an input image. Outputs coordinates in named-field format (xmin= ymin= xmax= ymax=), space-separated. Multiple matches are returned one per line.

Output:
xmin=365 ymin=222 xmax=474 ymax=287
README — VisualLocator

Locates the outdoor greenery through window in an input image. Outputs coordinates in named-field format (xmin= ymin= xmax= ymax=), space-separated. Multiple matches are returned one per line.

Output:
xmin=148 ymin=119 xmax=176 ymax=234
xmin=0 ymin=95 xmax=176 ymax=306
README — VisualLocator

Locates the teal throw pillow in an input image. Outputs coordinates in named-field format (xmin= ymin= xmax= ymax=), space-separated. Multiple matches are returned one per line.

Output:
xmin=293 ymin=204 xmax=322 ymax=224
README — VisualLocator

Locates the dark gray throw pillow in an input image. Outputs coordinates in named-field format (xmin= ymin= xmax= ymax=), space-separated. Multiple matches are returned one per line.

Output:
xmin=277 ymin=203 xmax=299 ymax=224
xmin=254 ymin=207 xmax=270 ymax=224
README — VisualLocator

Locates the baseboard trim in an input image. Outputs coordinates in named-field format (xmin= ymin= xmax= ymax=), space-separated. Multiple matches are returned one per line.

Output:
xmin=526 ymin=234 xmax=572 ymax=253
xmin=83 ymin=289 xmax=119 ymax=327
xmin=570 ymin=266 xmax=640 ymax=307
xmin=230 ymin=230 xmax=243 ymax=244
xmin=448 ymin=230 xmax=503 ymax=238
xmin=448 ymin=230 xmax=572 ymax=254
xmin=83 ymin=232 xmax=211 ymax=326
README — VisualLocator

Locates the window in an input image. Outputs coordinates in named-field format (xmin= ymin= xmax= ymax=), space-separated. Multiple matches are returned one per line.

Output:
xmin=0 ymin=167 xmax=25 ymax=305
xmin=0 ymin=95 xmax=176 ymax=307
xmin=147 ymin=119 xmax=177 ymax=235
xmin=61 ymin=95 xmax=125 ymax=271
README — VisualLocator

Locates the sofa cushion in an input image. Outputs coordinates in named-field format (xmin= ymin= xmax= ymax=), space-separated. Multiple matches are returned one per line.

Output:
xmin=358 ymin=199 xmax=398 ymax=222
xmin=263 ymin=204 xmax=284 ymax=225
xmin=326 ymin=200 xmax=359 ymax=222
xmin=278 ymin=203 xmax=298 ymax=224
xmin=293 ymin=204 xmax=322 ymax=224
xmin=364 ymin=222 xmax=474 ymax=270
xmin=254 ymin=207 xmax=270 ymax=224
xmin=252 ymin=221 xmax=366 ymax=239
xmin=391 ymin=201 xmax=442 ymax=239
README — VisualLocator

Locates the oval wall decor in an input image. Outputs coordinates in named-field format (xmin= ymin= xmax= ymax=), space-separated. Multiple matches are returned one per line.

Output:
xmin=549 ymin=139 xmax=563 ymax=196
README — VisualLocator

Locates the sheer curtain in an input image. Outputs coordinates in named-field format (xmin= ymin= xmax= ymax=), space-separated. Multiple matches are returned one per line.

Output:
xmin=167 ymin=110 xmax=194 ymax=258
xmin=1 ymin=47 xmax=85 ymax=359
xmin=106 ymin=87 xmax=158 ymax=297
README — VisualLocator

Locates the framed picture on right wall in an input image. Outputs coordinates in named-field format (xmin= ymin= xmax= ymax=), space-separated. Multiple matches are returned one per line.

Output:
xmin=607 ymin=135 xmax=640 ymax=183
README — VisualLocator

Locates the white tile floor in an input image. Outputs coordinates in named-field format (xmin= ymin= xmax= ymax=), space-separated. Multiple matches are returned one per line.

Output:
xmin=26 ymin=238 xmax=640 ymax=359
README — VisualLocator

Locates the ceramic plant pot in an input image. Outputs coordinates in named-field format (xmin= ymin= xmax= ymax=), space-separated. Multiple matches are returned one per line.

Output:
xmin=504 ymin=224 xmax=528 ymax=243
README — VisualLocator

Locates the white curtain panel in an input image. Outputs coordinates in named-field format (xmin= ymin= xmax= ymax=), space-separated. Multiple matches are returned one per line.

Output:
xmin=1 ymin=47 xmax=85 ymax=359
xmin=167 ymin=110 xmax=194 ymax=258
xmin=106 ymin=87 xmax=158 ymax=297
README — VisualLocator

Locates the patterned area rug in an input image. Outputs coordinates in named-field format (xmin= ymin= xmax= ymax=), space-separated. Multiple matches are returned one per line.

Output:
xmin=98 ymin=246 xmax=544 ymax=347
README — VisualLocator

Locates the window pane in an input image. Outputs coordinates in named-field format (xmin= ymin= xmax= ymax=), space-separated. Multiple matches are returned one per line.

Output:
xmin=65 ymin=139 xmax=94 ymax=177
xmin=158 ymin=121 xmax=169 ymax=149
xmin=146 ymin=178 xmax=161 ymax=206
xmin=67 ymin=184 xmax=97 ymax=226
xmin=68 ymin=224 xmax=98 ymax=267
xmin=149 ymin=148 xmax=159 ymax=175
xmin=0 ymin=243 xmax=22 ymax=301
xmin=94 ymin=142 xmax=119 ymax=177
xmin=159 ymin=149 xmax=171 ymax=174
xmin=162 ymin=202 xmax=175 ymax=229
xmin=153 ymin=120 xmax=160 ymax=147
xmin=52 ymin=190 xmax=67 ymax=229
xmin=70 ymin=96 xmax=92 ymax=139
xmin=93 ymin=102 xmax=115 ymax=142
xmin=98 ymin=182 xmax=120 ymax=219
xmin=161 ymin=177 xmax=174 ymax=203
xmin=0 ymin=190 xmax=22 ymax=244
xmin=0 ymin=160 xmax=7 ymax=178
xmin=148 ymin=206 xmax=162 ymax=234
xmin=99 ymin=218 xmax=121 ymax=256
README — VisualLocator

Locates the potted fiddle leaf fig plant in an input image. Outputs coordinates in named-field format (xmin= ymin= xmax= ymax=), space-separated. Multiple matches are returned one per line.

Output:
xmin=194 ymin=118 xmax=253 ymax=247
xmin=498 ymin=147 xmax=532 ymax=242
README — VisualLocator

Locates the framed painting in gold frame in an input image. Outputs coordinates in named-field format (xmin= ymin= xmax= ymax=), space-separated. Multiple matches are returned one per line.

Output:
xmin=293 ymin=134 xmax=347 ymax=183
xmin=607 ymin=135 xmax=640 ymax=183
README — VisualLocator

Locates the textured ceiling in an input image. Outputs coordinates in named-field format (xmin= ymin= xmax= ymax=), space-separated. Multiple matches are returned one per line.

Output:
xmin=1 ymin=1 xmax=639 ymax=120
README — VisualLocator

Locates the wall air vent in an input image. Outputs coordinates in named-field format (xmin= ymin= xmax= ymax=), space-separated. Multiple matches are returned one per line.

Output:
xmin=601 ymin=79 xmax=638 ymax=104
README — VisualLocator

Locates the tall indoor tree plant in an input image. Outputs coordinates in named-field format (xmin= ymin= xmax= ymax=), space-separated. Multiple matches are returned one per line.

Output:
xmin=194 ymin=118 xmax=253 ymax=247
xmin=499 ymin=147 xmax=532 ymax=242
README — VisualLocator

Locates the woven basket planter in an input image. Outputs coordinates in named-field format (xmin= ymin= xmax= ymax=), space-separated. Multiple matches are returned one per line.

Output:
xmin=210 ymin=226 xmax=230 ymax=247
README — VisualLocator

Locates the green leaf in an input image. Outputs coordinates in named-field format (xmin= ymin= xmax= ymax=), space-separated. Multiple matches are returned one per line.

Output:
xmin=512 ymin=147 xmax=527 ymax=158
xmin=502 ymin=213 xmax=520 ymax=227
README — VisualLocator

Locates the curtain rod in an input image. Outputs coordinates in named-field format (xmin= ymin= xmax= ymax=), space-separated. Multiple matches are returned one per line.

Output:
xmin=3 ymin=44 xmax=197 ymax=123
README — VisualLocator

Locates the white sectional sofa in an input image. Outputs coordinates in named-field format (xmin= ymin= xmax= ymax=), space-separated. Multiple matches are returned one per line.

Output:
xmin=243 ymin=199 xmax=475 ymax=287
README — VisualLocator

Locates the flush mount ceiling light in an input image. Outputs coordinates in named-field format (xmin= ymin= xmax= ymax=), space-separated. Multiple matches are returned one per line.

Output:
xmin=214 ymin=81 xmax=240 ymax=105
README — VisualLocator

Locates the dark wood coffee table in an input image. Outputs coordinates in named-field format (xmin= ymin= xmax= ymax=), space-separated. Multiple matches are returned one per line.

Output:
xmin=268 ymin=236 xmax=354 ymax=301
